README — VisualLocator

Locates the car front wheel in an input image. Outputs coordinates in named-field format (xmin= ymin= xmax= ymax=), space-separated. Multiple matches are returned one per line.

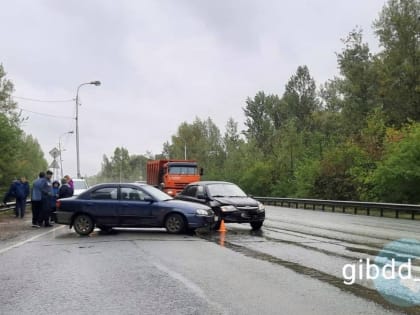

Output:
xmin=73 ymin=214 xmax=94 ymax=236
xmin=250 ymin=221 xmax=263 ymax=231
xmin=165 ymin=213 xmax=185 ymax=234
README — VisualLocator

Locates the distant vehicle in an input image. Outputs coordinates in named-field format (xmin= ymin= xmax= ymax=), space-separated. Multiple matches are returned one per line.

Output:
xmin=146 ymin=159 xmax=203 ymax=197
xmin=72 ymin=178 xmax=88 ymax=196
xmin=175 ymin=181 xmax=265 ymax=230
xmin=54 ymin=182 xmax=215 ymax=236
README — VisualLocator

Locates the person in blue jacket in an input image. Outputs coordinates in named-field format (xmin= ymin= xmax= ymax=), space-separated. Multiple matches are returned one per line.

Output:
xmin=2 ymin=177 xmax=30 ymax=218
xmin=50 ymin=180 xmax=60 ymax=223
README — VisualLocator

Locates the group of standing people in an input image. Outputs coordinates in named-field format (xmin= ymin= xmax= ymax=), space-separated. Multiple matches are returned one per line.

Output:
xmin=31 ymin=172 xmax=74 ymax=228
xmin=2 ymin=172 xmax=74 ymax=228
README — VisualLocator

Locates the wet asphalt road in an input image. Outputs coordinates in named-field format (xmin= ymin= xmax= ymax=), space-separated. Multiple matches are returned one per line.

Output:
xmin=1 ymin=206 xmax=420 ymax=315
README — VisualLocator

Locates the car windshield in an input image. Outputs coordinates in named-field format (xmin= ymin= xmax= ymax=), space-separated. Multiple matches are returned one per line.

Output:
xmin=168 ymin=166 xmax=197 ymax=175
xmin=207 ymin=183 xmax=247 ymax=198
xmin=140 ymin=185 xmax=173 ymax=201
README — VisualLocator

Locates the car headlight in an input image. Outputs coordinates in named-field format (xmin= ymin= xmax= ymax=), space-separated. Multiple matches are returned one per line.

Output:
xmin=196 ymin=209 xmax=209 ymax=216
xmin=220 ymin=205 xmax=237 ymax=212
xmin=258 ymin=202 xmax=265 ymax=212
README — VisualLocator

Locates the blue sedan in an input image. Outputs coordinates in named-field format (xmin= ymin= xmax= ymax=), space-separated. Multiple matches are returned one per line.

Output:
xmin=55 ymin=183 xmax=215 ymax=236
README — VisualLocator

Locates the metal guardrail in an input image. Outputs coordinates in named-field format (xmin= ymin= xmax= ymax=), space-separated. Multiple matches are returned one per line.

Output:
xmin=255 ymin=197 xmax=420 ymax=220
xmin=0 ymin=200 xmax=31 ymax=213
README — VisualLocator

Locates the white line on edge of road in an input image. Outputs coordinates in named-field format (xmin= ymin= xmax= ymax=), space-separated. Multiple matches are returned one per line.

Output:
xmin=0 ymin=225 xmax=65 ymax=255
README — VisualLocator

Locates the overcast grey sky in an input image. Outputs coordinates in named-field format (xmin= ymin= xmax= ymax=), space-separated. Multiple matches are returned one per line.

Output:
xmin=1 ymin=0 xmax=386 ymax=177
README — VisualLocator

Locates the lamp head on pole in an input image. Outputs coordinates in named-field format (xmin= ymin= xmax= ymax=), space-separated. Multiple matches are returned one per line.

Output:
xmin=90 ymin=80 xmax=101 ymax=86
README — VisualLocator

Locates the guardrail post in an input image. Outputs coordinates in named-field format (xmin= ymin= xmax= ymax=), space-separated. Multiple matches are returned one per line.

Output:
xmin=312 ymin=204 xmax=316 ymax=210
xmin=367 ymin=208 xmax=370 ymax=216
xmin=303 ymin=203 xmax=307 ymax=209
xmin=380 ymin=208 xmax=384 ymax=217
xmin=412 ymin=211 xmax=415 ymax=220
xmin=342 ymin=206 xmax=346 ymax=213
xmin=332 ymin=205 xmax=335 ymax=212
xmin=321 ymin=205 xmax=325 ymax=211
xmin=354 ymin=207 xmax=357 ymax=214
xmin=395 ymin=210 xmax=399 ymax=218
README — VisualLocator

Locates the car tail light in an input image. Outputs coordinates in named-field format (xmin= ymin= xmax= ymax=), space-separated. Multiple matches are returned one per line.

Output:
xmin=56 ymin=200 xmax=61 ymax=209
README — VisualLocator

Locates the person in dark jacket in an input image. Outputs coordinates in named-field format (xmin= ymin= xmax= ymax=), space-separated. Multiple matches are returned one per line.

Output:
xmin=3 ymin=177 xmax=30 ymax=218
xmin=39 ymin=170 xmax=53 ymax=227
xmin=64 ymin=175 xmax=74 ymax=195
xmin=58 ymin=178 xmax=73 ymax=198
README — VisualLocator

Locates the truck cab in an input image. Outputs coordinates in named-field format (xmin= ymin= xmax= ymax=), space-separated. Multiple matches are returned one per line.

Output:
xmin=147 ymin=160 xmax=203 ymax=196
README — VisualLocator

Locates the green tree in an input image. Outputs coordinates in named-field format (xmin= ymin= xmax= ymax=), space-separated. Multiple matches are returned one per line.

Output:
xmin=243 ymin=91 xmax=279 ymax=155
xmin=166 ymin=117 xmax=224 ymax=179
xmin=97 ymin=147 xmax=147 ymax=182
xmin=312 ymin=143 xmax=370 ymax=200
xmin=0 ymin=64 xmax=47 ymax=193
xmin=373 ymin=0 xmax=420 ymax=125
xmin=337 ymin=28 xmax=381 ymax=135
xmin=282 ymin=65 xmax=319 ymax=130
xmin=369 ymin=123 xmax=420 ymax=203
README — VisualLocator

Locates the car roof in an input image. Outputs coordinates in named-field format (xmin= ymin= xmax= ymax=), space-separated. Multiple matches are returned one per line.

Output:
xmin=187 ymin=181 xmax=235 ymax=186
xmin=86 ymin=182 xmax=148 ymax=189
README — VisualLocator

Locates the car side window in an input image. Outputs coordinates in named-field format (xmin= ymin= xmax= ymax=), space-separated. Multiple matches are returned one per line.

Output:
xmin=90 ymin=187 xmax=118 ymax=200
xmin=120 ymin=187 xmax=149 ymax=201
xmin=184 ymin=185 xmax=198 ymax=197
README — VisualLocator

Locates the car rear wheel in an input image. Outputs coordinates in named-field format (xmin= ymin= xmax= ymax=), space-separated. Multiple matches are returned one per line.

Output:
xmin=250 ymin=221 xmax=263 ymax=231
xmin=73 ymin=214 xmax=94 ymax=236
xmin=165 ymin=213 xmax=185 ymax=234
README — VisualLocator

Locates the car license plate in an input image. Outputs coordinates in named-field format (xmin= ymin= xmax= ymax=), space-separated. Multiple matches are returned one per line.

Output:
xmin=214 ymin=216 xmax=219 ymax=222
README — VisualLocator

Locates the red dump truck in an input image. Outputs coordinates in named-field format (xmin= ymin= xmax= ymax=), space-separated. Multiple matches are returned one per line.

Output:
xmin=146 ymin=160 xmax=203 ymax=196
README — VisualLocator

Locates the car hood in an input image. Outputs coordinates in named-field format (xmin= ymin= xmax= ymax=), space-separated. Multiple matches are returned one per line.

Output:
xmin=212 ymin=196 xmax=259 ymax=207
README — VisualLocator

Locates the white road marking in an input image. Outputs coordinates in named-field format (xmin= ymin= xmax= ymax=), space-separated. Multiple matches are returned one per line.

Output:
xmin=0 ymin=225 xmax=64 ymax=255
xmin=152 ymin=260 xmax=228 ymax=315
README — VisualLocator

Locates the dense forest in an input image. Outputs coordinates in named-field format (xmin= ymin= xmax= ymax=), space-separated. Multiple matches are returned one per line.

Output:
xmin=0 ymin=65 xmax=48 ymax=195
xmin=93 ymin=0 xmax=419 ymax=203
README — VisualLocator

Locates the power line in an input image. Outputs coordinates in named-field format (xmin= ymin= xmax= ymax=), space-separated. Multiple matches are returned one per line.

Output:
xmin=13 ymin=95 xmax=75 ymax=103
xmin=19 ymin=107 xmax=74 ymax=119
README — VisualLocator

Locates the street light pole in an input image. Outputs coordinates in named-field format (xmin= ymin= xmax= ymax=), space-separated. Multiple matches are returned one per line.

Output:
xmin=75 ymin=80 xmax=101 ymax=178
xmin=59 ymin=131 xmax=74 ymax=178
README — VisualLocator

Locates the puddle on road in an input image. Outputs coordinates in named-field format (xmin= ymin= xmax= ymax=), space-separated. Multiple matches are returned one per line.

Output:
xmin=264 ymin=224 xmax=387 ymax=252
xmin=266 ymin=217 xmax=398 ymax=244
xmin=197 ymin=230 xmax=420 ymax=315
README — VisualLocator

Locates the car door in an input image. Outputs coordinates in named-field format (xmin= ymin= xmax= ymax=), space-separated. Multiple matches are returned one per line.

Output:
xmin=118 ymin=186 xmax=156 ymax=226
xmin=84 ymin=186 xmax=120 ymax=226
